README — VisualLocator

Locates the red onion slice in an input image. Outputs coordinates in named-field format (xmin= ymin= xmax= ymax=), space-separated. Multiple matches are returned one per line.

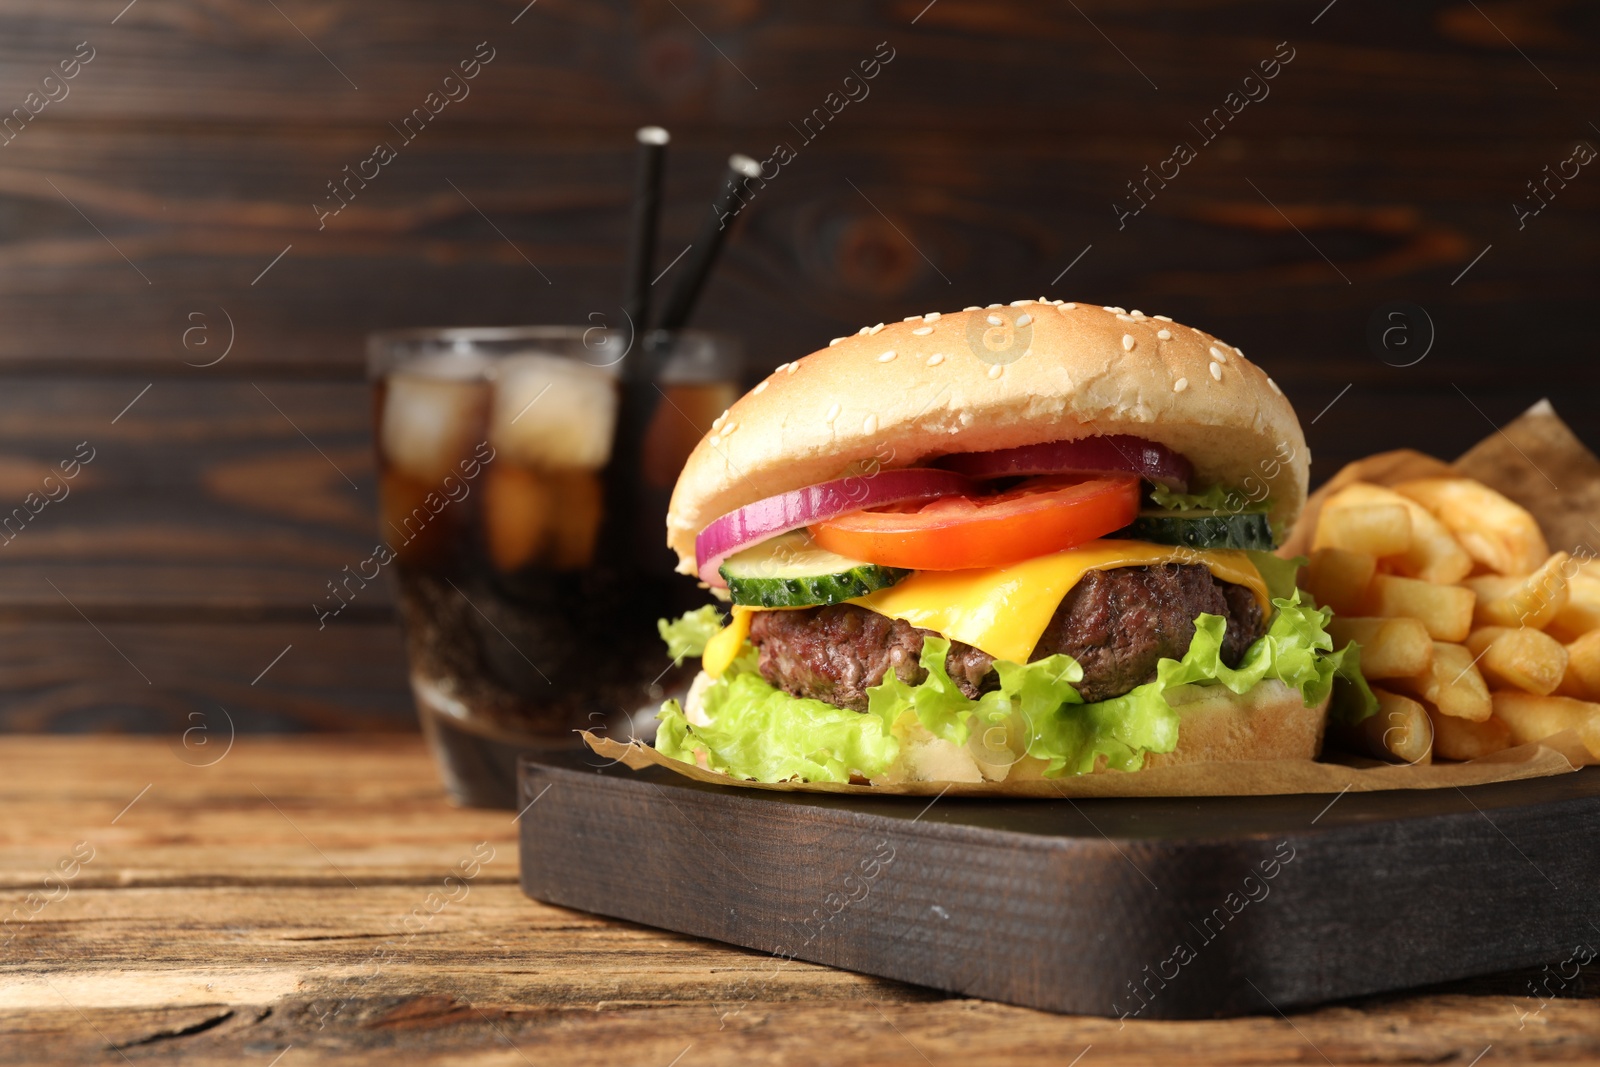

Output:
xmin=694 ymin=468 xmax=975 ymax=586
xmin=936 ymin=435 xmax=1191 ymax=491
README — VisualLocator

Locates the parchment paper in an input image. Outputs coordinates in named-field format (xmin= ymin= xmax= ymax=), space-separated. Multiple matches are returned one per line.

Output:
xmin=584 ymin=730 xmax=1593 ymax=797
xmin=594 ymin=401 xmax=1600 ymax=796
xmin=1282 ymin=399 xmax=1600 ymax=560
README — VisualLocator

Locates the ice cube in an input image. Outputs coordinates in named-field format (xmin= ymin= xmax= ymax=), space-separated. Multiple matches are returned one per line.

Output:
xmin=546 ymin=469 xmax=604 ymax=569
xmin=482 ymin=463 xmax=551 ymax=574
xmin=643 ymin=382 xmax=737 ymax=488
xmin=380 ymin=355 xmax=492 ymax=485
xmin=380 ymin=468 xmax=454 ymax=566
xmin=490 ymin=354 xmax=617 ymax=471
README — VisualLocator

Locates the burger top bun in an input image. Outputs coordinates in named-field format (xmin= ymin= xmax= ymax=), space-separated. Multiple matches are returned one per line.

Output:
xmin=666 ymin=300 xmax=1309 ymax=574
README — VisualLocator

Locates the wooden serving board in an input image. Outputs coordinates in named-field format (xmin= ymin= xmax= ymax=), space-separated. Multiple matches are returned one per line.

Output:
xmin=518 ymin=752 xmax=1600 ymax=1019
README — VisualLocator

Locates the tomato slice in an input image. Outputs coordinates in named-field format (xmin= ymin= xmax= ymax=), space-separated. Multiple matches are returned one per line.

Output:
xmin=809 ymin=475 xmax=1141 ymax=571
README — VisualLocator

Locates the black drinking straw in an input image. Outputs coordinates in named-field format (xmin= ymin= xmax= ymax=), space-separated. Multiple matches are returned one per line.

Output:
xmin=622 ymin=125 xmax=670 ymax=367
xmin=656 ymin=153 xmax=762 ymax=331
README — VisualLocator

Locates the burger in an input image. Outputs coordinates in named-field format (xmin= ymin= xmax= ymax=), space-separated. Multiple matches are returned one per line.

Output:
xmin=651 ymin=300 xmax=1373 ymax=786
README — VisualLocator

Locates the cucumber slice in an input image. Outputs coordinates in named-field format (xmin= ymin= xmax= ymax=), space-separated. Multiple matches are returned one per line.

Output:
xmin=719 ymin=532 xmax=908 ymax=607
xmin=1119 ymin=508 xmax=1275 ymax=551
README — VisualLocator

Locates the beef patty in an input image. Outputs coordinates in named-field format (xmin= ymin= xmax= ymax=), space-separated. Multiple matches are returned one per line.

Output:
xmin=747 ymin=563 xmax=1264 ymax=709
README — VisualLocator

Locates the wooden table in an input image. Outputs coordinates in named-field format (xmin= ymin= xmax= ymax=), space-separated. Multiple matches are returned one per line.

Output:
xmin=3 ymin=737 xmax=1597 ymax=1065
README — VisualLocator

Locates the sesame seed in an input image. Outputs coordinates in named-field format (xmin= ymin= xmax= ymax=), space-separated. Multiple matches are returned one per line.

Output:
xmin=927 ymin=352 xmax=945 ymax=366
xmin=1268 ymin=377 xmax=1282 ymax=395
xmin=1039 ymin=296 xmax=1051 ymax=304
xmin=963 ymin=306 xmax=981 ymax=312
xmin=1209 ymin=346 xmax=1228 ymax=363
xmin=987 ymin=364 xmax=1004 ymax=380
xmin=1010 ymin=299 xmax=1033 ymax=307
xmin=829 ymin=337 xmax=847 ymax=346
xmin=1173 ymin=377 xmax=1189 ymax=393
xmin=878 ymin=350 xmax=897 ymax=362
xmin=987 ymin=303 xmax=1003 ymax=309
xmin=1062 ymin=302 xmax=1077 ymax=310
xmin=785 ymin=362 xmax=799 ymax=374
xmin=912 ymin=326 xmax=933 ymax=336
xmin=863 ymin=414 xmax=879 ymax=434
xmin=923 ymin=312 xmax=941 ymax=322
xmin=903 ymin=315 xmax=921 ymax=323
xmin=1109 ymin=306 xmax=1127 ymax=314
xmin=867 ymin=323 xmax=886 ymax=335
xmin=1121 ymin=334 xmax=1136 ymax=351
xmin=825 ymin=403 xmax=841 ymax=422
xmin=711 ymin=412 xmax=727 ymax=430
xmin=1209 ymin=361 xmax=1222 ymax=381
xmin=1115 ymin=313 xmax=1133 ymax=322
xmin=1102 ymin=305 xmax=1117 ymax=312
xmin=1016 ymin=313 xmax=1032 ymax=327
xmin=1154 ymin=314 xmax=1172 ymax=322
xmin=986 ymin=314 xmax=1003 ymax=326
xmin=1130 ymin=310 xmax=1146 ymax=319
xmin=1156 ymin=329 xmax=1172 ymax=340
xmin=752 ymin=380 xmax=768 ymax=394
xmin=1190 ymin=327 xmax=1205 ymax=338
xmin=857 ymin=326 xmax=871 ymax=336
xmin=707 ymin=434 xmax=721 ymax=448
xmin=1234 ymin=346 xmax=1245 ymax=358
xmin=958 ymin=411 xmax=975 ymax=427
xmin=722 ymin=421 xmax=738 ymax=435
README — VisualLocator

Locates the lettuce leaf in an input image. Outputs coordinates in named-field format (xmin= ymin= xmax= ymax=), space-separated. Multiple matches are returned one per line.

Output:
xmin=1244 ymin=550 xmax=1306 ymax=605
xmin=658 ymin=670 xmax=901 ymax=783
xmin=1149 ymin=483 xmax=1264 ymax=513
xmin=657 ymin=605 xmax=724 ymax=666
xmin=654 ymin=589 xmax=1377 ymax=783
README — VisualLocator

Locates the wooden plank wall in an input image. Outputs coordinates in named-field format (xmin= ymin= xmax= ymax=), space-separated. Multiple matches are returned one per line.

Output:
xmin=0 ymin=0 xmax=1595 ymax=731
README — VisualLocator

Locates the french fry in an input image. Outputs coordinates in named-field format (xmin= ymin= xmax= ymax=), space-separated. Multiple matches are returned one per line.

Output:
xmin=1389 ymin=642 xmax=1492 ymax=721
xmin=1426 ymin=706 xmax=1513 ymax=761
xmin=1326 ymin=483 xmax=1472 ymax=584
xmin=1303 ymin=547 xmax=1377 ymax=617
xmin=1314 ymin=501 xmax=1412 ymax=558
xmin=1578 ymin=714 xmax=1600 ymax=762
xmin=1491 ymin=691 xmax=1600 ymax=747
xmin=1546 ymin=573 xmax=1600 ymax=642
xmin=1464 ymin=552 xmax=1571 ymax=630
xmin=1465 ymin=626 xmax=1568 ymax=696
xmin=1339 ymin=687 xmax=1433 ymax=764
xmin=1326 ymin=616 xmax=1433 ymax=679
xmin=1557 ymin=630 xmax=1600 ymax=701
xmin=1393 ymin=478 xmax=1548 ymax=576
xmin=1366 ymin=574 xmax=1476 ymax=642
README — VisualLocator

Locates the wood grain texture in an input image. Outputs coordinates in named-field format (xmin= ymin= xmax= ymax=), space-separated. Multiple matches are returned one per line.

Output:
xmin=0 ymin=378 xmax=415 ymax=731
xmin=0 ymin=377 xmax=384 ymax=616
xmin=0 ymin=621 xmax=410 ymax=733
xmin=520 ymin=753 xmax=1600 ymax=1018
xmin=0 ymin=0 xmax=1594 ymax=127
xmin=1 ymin=126 xmax=1596 ymax=374
xmin=2 ymin=738 xmax=1597 ymax=1065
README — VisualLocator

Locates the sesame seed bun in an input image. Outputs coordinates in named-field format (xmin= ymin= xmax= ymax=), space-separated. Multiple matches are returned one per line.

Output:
xmin=666 ymin=300 xmax=1309 ymax=573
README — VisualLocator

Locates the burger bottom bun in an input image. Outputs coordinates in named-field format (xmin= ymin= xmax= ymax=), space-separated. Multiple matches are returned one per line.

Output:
xmin=680 ymin=676 xmax=1330 ymax=786
xmin=1145 ymin=679 xmax=1331 ymax=770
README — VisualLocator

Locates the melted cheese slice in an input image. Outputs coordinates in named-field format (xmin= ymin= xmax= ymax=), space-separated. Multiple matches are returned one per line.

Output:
xmin=701 ymin=541 xmax=1269 ymax=676
xmin=702 ymin=606 xmax=754 ymax=679
xmin=847 ymin=540 xmax=1267 ymax=665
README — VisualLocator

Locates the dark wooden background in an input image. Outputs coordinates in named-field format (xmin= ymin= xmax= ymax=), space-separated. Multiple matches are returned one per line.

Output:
xmin=1 ymin=0 xmax=1595 ymax=732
